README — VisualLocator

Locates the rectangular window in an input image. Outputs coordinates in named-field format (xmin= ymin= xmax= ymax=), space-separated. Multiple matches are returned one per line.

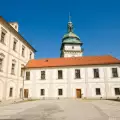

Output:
xmin=112 ymin=68 xmax=118 ymax=77
xmin=58 ymin=89 xmax=63 ymax=96
xmin=41 ymin=71 xmax=45 ymax=80
xmin=114 ymin=88 xmax=120 ymax=95
xmin=75 ymin=69 xmax=81 ymax=79
xmin=29 ymin=52 xmax=32 ymax=59
xmin=21 ymin=68 xmax=24 ymax=77
xmin=96 ymin=88 xmax=101 ymax=95
xmin=0 ymin=31 xmax=6 ymax=44
xmin=9 ymin=88 xmax=13 ymax=97
xmin=40 ymin=89 xmax=45 ymax=96
xmin=26 ymin=71 xmax=30 ymax=80
xmin=11 ymin=63 xmax=15 ymax=74
xmin=13 ymin=40 xmax=17 ymax=51
xmin=93 ymin=69 xmax=99 ymax=78
xmin=22 ymin=46 xmax=25 ymax=57
xmin=0 ymin=58 xmax=3 ymax=71
xmin=58 ymin=70 xmax=63 ymax=79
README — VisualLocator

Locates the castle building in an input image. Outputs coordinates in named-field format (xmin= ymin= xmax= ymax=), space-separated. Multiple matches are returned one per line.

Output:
xmin=24 ymin=19 xmax=120 ymax=99
xmin=0 ymin=16 xmax=36 ymax=101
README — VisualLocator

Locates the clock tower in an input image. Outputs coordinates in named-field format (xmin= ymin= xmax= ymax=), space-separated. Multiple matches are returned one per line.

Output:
xmin=60 ymin=18 xmax=83 ymax=57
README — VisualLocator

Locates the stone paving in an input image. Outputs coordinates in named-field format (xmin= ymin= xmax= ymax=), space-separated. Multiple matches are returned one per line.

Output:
xmin=0 ymin=99 xmax=120 ymax=120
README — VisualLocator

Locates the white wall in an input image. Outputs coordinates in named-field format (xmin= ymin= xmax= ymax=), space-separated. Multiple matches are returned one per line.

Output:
xmin=0 ymin=22 xmax=35 ymax=101
xmin=24 ymin=64 xmax=120 ymax=99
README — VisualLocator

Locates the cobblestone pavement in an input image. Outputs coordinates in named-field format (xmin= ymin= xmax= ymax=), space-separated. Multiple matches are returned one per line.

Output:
xmin=0 ymin=99 xmax=120 ymax=120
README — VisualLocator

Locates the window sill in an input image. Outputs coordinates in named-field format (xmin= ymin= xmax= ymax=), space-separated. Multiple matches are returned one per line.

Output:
xmin=40 ymin=79 xmax=46 ymax=80
xmin=93 ymin=77 xmax=100 ymax=79
xmin=57 ymin=78 xmax=63 ymax=80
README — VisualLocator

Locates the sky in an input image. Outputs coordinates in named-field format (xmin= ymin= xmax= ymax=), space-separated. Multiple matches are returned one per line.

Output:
xmin=0 ymin=0 xmax=120 ymax=59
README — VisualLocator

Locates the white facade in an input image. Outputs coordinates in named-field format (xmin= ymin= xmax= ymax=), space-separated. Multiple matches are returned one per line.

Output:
xmin=0 ymin=17 xmax=35 ymax=101
xmin=24 ymin=64 xmax=120 ymax=99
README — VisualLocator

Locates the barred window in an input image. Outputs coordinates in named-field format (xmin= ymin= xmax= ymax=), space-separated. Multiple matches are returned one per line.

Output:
xmin=93 ymin=69 xmax=99 ymax=78
xmin=58 ymin=70 xmax=63 ymax=79
xmin=75 ymin=69 xmax=81 ymax=78
xmin=26 ymin=71 xmax=30 ymax=80
xmin=112 ymin=68 xmax=118 ymax=77
xmin=41 ymin=71 xmax=45 ymax=80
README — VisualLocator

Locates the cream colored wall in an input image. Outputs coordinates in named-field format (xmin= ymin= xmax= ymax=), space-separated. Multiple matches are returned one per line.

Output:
xmin=0 ymin=22 xmax=35 ymax=101
xmin=24 ymin=65 xmax=120 ymax=99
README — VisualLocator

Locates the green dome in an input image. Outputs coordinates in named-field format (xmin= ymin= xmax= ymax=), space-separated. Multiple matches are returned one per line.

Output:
xmin=62 ymin=21 xmax=82 ymax=44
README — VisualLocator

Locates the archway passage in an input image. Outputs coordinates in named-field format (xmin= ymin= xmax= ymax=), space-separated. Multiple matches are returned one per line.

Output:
xmin=76 ymin=89 xmax=82 ymax=98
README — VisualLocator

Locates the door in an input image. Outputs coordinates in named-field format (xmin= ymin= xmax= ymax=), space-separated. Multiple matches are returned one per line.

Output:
xmin=24 ymin=89 xmax=29 ymax=98
xmin=76 ymin=89 xmax=81 ymax=98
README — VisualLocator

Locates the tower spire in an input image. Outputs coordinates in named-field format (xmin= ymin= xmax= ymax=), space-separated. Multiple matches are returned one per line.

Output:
xmin=67 ymin=13 xmax=73 ymax=33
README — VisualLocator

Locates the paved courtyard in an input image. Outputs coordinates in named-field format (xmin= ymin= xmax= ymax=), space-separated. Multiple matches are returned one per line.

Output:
xmin=0 ymin=99 xmax=120 ymax=120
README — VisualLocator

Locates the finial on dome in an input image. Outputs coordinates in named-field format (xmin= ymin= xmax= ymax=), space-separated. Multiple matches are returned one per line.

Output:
xmin=68 ymin=12 xmax=73 ymax=33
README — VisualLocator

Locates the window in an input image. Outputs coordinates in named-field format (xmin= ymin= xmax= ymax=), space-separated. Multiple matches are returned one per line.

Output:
xmin=41 ymin=71 xmax=45 ymax=80
xmin=114 ymin=88 xmax=120 ymax=95
xmin=11 ymin=63 xmax=15 ymax=74
xmin=58 ymin=70 xmax=63 ymax=79
xmin=96 ymin=88 xmax=101 ymax=95
xmin=93 ymin=69 xmax=99 ymax=78
xmin=13 ymin=39 xmax=17 ymax=51
xmin=0 ymin=31 xmax=6 ymax=44
xmin=58 ymin=89 xmax=63 ymax=96
xmin=29 ymin=52 xmax=32 ymax=59
xmin=21 ymin=46 xmax=25 ymax=57
xmin=112 ymin=68 xmax=118 ymax=77
xmin=40 ymin=89 xmax=45 ymax=96
xmin=26 ymin=72 xmax=30 ymax=80
xmin=9 ymin=88 xmax=13 ymax=97
xmin=72 ymin=46 xmax=74 ymax=49
xmin=21 ymin=68 xmax=24 ymax=77
xmin=0 ymin=58 xmax=3 ymax=71
xmin=75 ymin=69 xmax=81 ymax=79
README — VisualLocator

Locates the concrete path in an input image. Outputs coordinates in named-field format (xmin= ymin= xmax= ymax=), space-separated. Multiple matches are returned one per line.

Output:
xmin=0 ymin=99 xmax=120 ymax=120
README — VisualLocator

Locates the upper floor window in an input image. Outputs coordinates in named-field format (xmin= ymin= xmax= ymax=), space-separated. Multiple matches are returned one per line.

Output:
xmin=26 ymin=71 xmax=30 ymax=80
xmin=29 ymin=52 xmax=32 ymax=59
xmin=75 ymin=69 xmax=81 ymax=79
xmin=112 ymin=68 xmax=118 ymax=77
xmin=95 ymin=88 xmax=101 ymax=95
xmin=41 ymin=71 xmax=45 ymax=80
xmin=0 ymin=28 xmax=7 ymax=44
xmin=13 ymin=39 xmax=17 ymax=51
xmin=0 ymin=53 xmax=5 ymax=72
xmin=58 ymin=89 xmax=63 ymax=96
xmin=58 ymin=70 xmax=63 ymax=79
xmin=21 ymin=46 xmax=25 ymax=57
xmin=11 ymin=59 xmax=16 ymax=75
xmin=0 ymin=58 xmax=3 ymax=72
xmin=93 ymin=68 xmax=99 ymax=78
xmin=114 ymin=88 xmax=120 ymax=95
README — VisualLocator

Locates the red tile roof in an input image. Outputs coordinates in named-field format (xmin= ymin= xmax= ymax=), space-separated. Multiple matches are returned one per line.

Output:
xmin=25 ymin=55 xmax=120 ymax=68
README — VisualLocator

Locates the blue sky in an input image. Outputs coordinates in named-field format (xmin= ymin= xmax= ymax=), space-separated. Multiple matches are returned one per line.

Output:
xmin=1 ymin=0 xmax=120 ymax=59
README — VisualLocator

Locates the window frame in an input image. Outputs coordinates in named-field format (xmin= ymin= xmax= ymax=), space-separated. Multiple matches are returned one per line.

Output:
xmin=114 ymin=88 xmax=120 ymax=95
xmin=9 ymin=87 xmax=13 ymax=97
xmin=41 ymin=71 xmax=45 ymax=80
xmin=58 ymin=70 xmax=63 ymax=79
xmin=95 ymin=88 xmax=101 ymax=95
xmin=75 ymin=69 xmax=81 ymax=79
xmin=26 ymin=71 xmax=30 ymax=80
xmin=58 ymin=89 xmax=63 ymax=96
xmin=93 ymin=68 xmax=100 ymax=78
xmin=112 ymin=68 xmax=118 ymax=78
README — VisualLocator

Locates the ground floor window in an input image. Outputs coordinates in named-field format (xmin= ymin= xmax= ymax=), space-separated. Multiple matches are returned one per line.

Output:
xmin=40 ymin=89 xmax=45 ymax=96
xmin=58 ymin=89 xmax=63 ymax=96
xmin=114 ymin=88 xmax=120 ymax=95
xmin=9 ymin=87 xmax=13 ymax=97
xmin=95 ymin=88 xmax=101 ymax=95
